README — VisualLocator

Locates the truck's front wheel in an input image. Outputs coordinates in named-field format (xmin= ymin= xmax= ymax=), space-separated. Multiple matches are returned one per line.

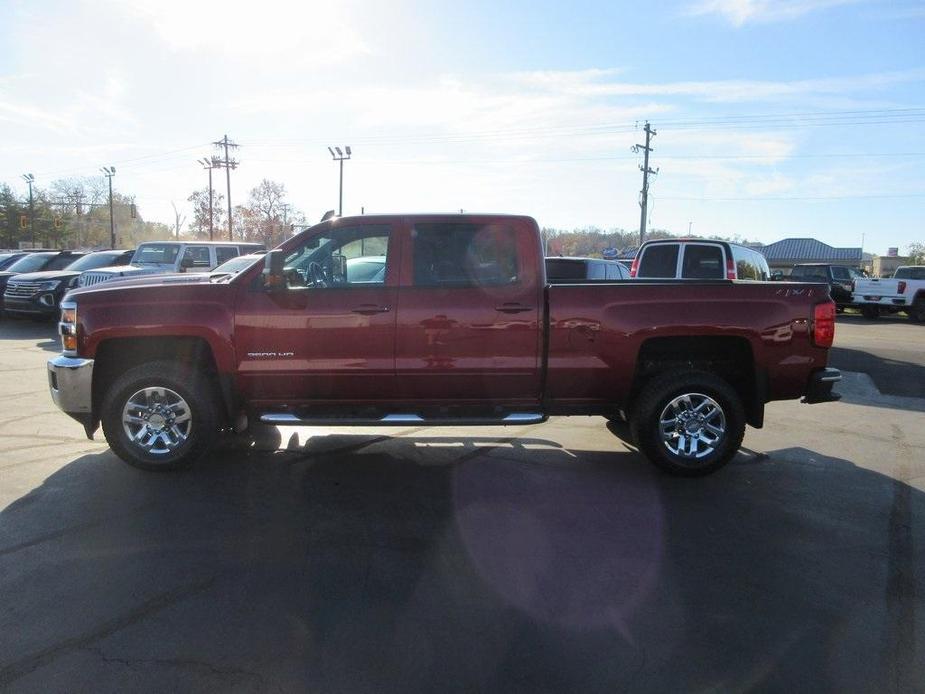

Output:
xmin=630 ymin=370 xmax=746 ymax=477
xmin=101 ymin=361 xmax=220 ymax=471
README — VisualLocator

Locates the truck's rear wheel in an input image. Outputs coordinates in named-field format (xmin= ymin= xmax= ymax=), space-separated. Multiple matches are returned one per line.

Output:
xmin=630 ymin=370 xmax=745 ymax=477
xmin=101 ymin=361 xmax=220 ymax=471
xmin=908 ymin=300 xmax=925 ymax=323
xmin=861 ymin=305 xmax=880 ymax=320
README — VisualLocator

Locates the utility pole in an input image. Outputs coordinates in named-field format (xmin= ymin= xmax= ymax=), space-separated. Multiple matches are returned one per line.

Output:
xmin=21 ymin=174 xmax=35 ymax=248
xmin=327 ymin=146 xmax=352 ymax=215
xmin=632 ymin=122 xmax=658 ymax=246
xmin=198 ymin=158 xmax=216 ymax=240
xmin=100 ymin=167 xmax=116 ymax=249
xmin=212 ymin=135 xmax=239 ymax=240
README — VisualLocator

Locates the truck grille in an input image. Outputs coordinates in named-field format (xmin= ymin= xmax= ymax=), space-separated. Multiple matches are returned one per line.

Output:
xmin=79 ymin=272 xmax=115 ymax=287
xmin=3 ymin=281 xmax=41 ymax=299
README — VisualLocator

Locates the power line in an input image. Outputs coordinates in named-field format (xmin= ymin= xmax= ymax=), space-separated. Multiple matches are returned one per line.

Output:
xmin=657 ymin=192 xmax=925 ymax=201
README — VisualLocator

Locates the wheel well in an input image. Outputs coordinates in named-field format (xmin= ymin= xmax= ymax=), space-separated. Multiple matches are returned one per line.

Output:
xmin=92 ymin=337 xmax=226 ymax=425
xmin=632 ymin=336 xmax=763 ymax=427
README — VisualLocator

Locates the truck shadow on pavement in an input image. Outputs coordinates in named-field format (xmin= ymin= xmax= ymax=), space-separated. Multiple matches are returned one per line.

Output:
xmin=829 ymin=346 xmax=925 ymax=401
xmin=1 ymin=436 xmax=922 ymax=693
xmin=0 ymin=317 xmax=60 ymax=353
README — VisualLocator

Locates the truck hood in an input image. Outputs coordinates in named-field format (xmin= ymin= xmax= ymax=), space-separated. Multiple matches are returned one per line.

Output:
xmin=64 ymin=275 xmax=230 ymax=304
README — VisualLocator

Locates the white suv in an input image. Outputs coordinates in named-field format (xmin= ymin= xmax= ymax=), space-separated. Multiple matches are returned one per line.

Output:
xmin=78 ymin=241 xmax=264 ymax=287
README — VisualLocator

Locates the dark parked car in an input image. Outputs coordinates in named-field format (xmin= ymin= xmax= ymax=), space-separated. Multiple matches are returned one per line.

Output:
xmin=0 ymin=250 xmax=85 ymax=315
xmin=546 ymin=256 xmax=629 ymax=281
xmin=3 ymin=249 xmax=134 ymax=319
xmin=789 ymin=264 xmax=865 ymax=310
xmin=0 ymin=252 xmax=30 ymax=270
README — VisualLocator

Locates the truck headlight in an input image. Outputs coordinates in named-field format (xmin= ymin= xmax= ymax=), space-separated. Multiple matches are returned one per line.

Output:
xmin=39 ymin=280 xmax=62 ymax=291
xmin=59 ymin=302 xmax=78 ymax=354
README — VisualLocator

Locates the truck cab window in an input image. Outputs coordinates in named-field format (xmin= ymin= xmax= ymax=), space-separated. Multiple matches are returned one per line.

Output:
xmin=413 ymin=223 xmax=519 ymax=287
xmin=283 ymin=225 xmax=390 ymax=288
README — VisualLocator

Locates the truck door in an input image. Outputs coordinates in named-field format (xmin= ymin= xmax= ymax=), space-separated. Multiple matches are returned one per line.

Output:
xmin=394 ymin=217 xmax=543 ymax=405
xmin=233 ymin=221 xmax=398 ymax=404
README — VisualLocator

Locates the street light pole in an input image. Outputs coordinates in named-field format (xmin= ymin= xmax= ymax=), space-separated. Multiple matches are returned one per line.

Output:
xmin=327 ymin=146 xmax=352 ymax=216
xmin=21 ymin=174 xmax=35 ymax=248
xmin=101 ymin=167 xmax=116 ymax=249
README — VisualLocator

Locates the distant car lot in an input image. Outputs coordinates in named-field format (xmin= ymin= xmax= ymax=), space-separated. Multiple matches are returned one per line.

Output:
xmin=0 ymin=315 xmax=922 ymax=691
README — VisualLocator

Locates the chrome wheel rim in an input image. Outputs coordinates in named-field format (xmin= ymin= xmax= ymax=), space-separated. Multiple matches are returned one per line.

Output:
xmin=122 ymin=387 xmax=192 ymax=456
xmin=659 ymin=392 xmax=726 ymax=460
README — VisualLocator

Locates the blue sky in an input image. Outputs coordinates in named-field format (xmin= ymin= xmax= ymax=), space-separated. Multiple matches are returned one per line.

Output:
xmin=1 ymin=0 xmax=923 ymax=253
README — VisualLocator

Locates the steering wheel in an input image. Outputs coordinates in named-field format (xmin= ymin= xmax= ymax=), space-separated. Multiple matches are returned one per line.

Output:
xmin=307 ymin=261 xmax=327 ymax=287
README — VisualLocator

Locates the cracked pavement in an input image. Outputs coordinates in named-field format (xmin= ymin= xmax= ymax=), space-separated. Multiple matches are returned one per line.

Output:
xmin=1 ymin=317 xmax=923 ymax=692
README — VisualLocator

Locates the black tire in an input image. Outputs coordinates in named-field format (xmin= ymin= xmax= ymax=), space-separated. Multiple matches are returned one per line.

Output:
xmin=101 ymin=360 xmax=221 ymax=471
xmin=908 ymin=300 xmax=925 ymax=323
xmin=861 ymin=305 xmax=880 ymax=320
xmin=629 ymin=370 xmax=746 ymax=477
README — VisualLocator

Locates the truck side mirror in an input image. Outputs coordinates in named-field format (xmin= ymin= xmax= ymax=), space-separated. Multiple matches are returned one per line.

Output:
xmin=262 ymin=249 xmax=286 ymax=290
xmin=179 ymin=256 xmax=195 ymax=271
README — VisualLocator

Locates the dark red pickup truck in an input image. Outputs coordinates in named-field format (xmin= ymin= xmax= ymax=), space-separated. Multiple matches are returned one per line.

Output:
xmin=48 ymin=214 xmax=840 ymax=476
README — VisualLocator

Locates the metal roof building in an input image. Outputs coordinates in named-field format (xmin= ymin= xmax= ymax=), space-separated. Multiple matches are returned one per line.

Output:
xmin=753 ymin=238 xmax=863 ymax=270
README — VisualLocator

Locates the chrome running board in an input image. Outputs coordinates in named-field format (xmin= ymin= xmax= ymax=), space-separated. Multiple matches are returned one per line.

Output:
xmin=259 ymin=412 xmax=546 ymax=426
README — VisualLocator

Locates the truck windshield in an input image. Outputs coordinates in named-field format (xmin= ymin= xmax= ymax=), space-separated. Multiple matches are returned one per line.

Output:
xmin=133 ymin=244 xmax=180 ymax=265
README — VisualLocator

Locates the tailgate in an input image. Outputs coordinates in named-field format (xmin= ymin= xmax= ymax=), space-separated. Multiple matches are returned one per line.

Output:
xmin=853 ymin=278 xmax=903 ymax=302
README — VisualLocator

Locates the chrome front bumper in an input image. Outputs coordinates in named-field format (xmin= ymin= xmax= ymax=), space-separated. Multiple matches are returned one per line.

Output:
xmin=48 ymin=355 xmax=94 ymax=414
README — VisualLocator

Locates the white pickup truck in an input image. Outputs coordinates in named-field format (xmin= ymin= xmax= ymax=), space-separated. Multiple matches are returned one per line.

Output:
xmin=852 ymin=265 xmax=925 ymax=321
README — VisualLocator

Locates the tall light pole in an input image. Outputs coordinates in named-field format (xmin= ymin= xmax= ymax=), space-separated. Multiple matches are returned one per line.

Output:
xmin=21 ymin=174 xmax=35 ymax=248
xmin=328 ymin=146 xmax=351 ymax=216
xmin=101 ymin=167 xmax=116 ymax=249
xmin=198 ymin=158 xmax=215 ymax=240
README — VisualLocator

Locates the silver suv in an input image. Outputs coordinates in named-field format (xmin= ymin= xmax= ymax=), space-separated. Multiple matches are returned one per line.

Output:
xmin=78 ymin=241 xmax=264 ymax=287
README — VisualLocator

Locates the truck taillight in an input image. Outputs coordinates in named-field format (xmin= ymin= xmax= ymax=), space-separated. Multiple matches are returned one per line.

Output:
xmin=898 ymin=281 xmax=907 ymax=294
xmin=726 ymin=256 xmax=737 ymax=280
xmin=630 ymin=256 xmax=639 ymax=278
xmin=812 ymin=301 xmax=836 ymax=348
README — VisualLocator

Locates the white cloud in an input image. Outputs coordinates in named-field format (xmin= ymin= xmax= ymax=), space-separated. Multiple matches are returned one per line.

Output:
xmin=688 ymin=0 xmax=862 ymax=26
xmin=105 ymin=0 xmax=369 ymax=66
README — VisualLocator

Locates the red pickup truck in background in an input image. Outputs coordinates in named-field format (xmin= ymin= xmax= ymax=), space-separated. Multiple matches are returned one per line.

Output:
xmin=48 ymin=214 xmax=840 ymax=476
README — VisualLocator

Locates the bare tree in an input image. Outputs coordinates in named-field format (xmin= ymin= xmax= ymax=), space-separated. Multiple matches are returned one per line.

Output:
xmin=170 ymin=202 xmax=186 ymax=240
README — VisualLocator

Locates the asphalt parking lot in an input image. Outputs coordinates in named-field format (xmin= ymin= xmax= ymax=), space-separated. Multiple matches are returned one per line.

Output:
xmin=1 ymin=316 xmax=923 ymax=692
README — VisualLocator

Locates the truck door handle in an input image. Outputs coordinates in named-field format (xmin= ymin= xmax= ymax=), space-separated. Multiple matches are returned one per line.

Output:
xmin=351 ymin=304 xmax=391 ymax=315
xmin=495 ymin=303 xmax=533 ymax=314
